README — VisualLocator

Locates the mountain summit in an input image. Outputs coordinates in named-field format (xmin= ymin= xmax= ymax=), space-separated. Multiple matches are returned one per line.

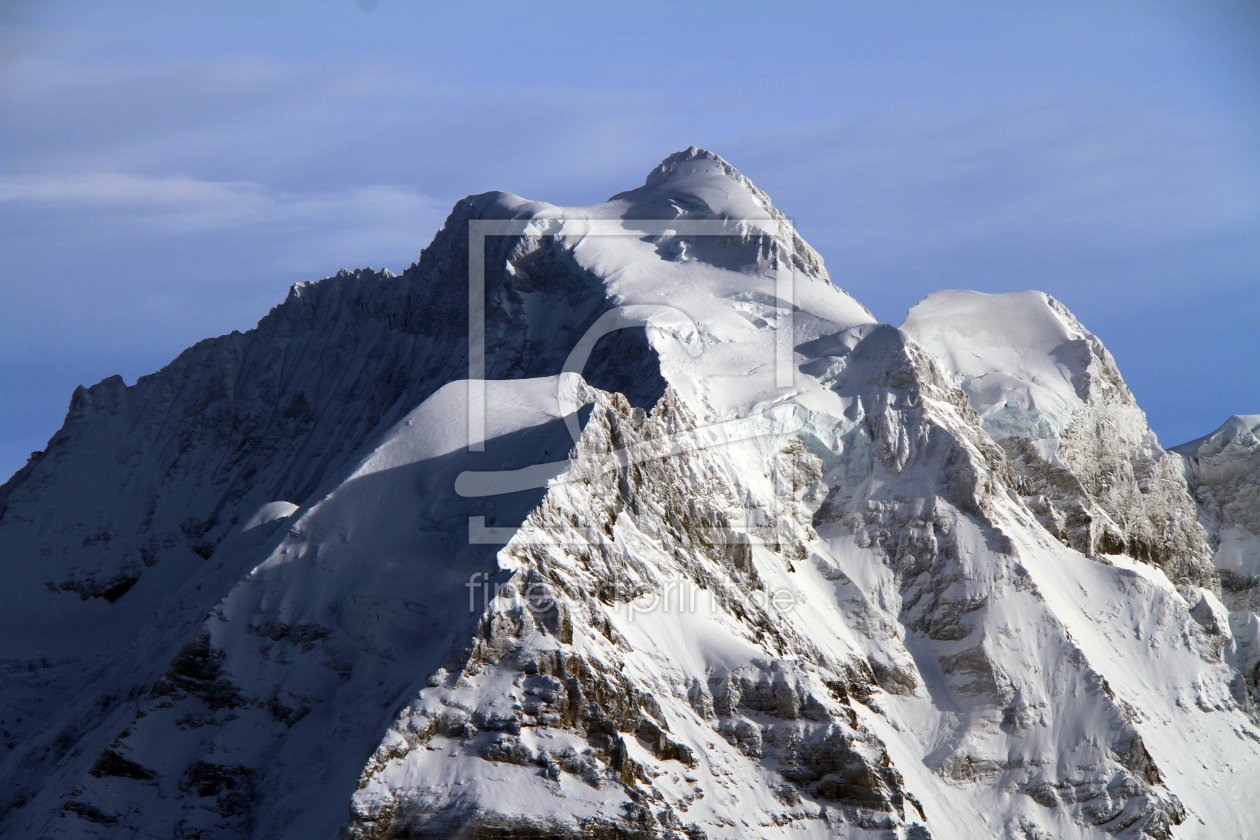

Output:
xmin=1 ymin=150 xmax=1256 ymax=839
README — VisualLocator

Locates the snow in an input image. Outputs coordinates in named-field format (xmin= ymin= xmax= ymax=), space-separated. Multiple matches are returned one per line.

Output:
xmin=1214 ymin=526 xmax=1260 ymax=579
xmin=901 ymin=289 xmax=1094 ymax=443
xmin=1172 ymin=412 xmax=1260 ymax=614
xmin=241 ymin=501 xmax=298 ymax=532
xmin=1 ymin=148 xmax=1257 ymax=840
xmin=1171 ymin=414 xmax=1260 ymax=458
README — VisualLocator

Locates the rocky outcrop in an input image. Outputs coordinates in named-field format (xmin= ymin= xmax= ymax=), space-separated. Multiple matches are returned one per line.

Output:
xmin=348 ymin=387 xmax=928 ymax=838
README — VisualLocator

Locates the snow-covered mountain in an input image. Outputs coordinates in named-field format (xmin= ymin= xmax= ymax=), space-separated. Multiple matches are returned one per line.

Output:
xmin=1171 ymin=416 xmax=1260 ymax=613
xmin=1 ymin=148 xmax=1256 ymax=839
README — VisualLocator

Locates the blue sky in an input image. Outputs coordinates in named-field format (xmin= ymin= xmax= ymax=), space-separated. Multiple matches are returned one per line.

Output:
xmin=2 ymin=0 xmax=1257 ymax=479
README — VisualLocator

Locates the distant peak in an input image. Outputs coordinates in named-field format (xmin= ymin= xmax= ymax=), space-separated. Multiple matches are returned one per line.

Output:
xmin=1171 ymin=413 xmax=1260 ymax=456
xmin=1202 ymin=414 xmax=1258 ymax=440
xmin=1229 ymin=414 xmax=1260 ymax=432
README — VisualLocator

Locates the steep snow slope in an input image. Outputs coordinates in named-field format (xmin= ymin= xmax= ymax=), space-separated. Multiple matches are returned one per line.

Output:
xmin=2 ymin=150 xmax=1257 ymax=840
xmin=2 ymin=376 xmax=597 ymax=838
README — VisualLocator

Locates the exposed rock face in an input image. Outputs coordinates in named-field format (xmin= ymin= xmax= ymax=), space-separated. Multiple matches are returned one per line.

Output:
xmin=1 ymin=150 xmax=1256 ymax=839
xmin=345 ymin=322 xmax=1209 ymax=838
xmin=348 ymin=386 xmax=928 ymax=838
xmin=901 ymin=290 xmax=1215 ymax=590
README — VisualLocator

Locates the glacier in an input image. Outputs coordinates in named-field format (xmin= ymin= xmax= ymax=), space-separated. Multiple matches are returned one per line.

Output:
xmin=0 ymin=148 xmax=1256 ymax=839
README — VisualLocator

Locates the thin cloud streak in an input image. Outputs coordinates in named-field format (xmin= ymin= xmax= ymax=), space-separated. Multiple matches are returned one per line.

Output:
xmin=1 ymin=172 xmax=450 ymax=245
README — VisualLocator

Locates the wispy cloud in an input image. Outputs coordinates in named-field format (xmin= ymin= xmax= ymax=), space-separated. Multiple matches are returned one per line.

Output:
xmin=0 ymin=48 xmax=668 ymax=203
xmin=1 ymin=172 xmax=272 ymax=211
xmin=0 ymin=172 xmax=449 ymax=268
